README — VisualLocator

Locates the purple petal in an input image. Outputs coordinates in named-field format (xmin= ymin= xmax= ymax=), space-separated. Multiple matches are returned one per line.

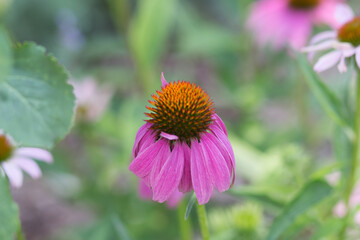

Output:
xmin=2 ymin=162 xmax=23 ymax=188
xmin=160 ymin=132 xmax=179 ymax=140
xmin=190 ymin=139 xmax=213 ymax=205
xmin=335 ymin=3 xmax=354 ymax=26
xmin=12 ymin=157 xmax=42 ymax=179
xmin=129 ymin=139 xmax=168 ymax=178
xmin=356 ymin=47 xmax=360 ymax=69
xmin=139 ymin=180 xmax=153 ymax=200
xmin=152 ymin=143 xmax=184 ymax=203
xmin=309 ymin=31 xmax=337 ymax=45
xmin=200 ymin=134 xmax=231 ymax=192
xmin=161 ymin=72 xmax=168 ymax=87
xmin=15 ymin=148 xmax=53 ymax=163
xmin=179 ymin=143 xmax=193 ymax=193
xmin=166 ymin=190 xmax=184 ymax=208
xmin=132 ymin=122 xmax=153 ymax=158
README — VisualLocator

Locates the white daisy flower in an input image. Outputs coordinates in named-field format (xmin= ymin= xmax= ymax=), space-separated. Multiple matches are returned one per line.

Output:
xmin=302 ymin=3 xmax=360 ymax=73
xmin=0 ymin=130 xmax=53 ymax=188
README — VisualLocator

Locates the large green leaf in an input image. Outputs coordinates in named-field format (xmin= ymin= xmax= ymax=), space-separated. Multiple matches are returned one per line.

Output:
xmin=0 ymin=176 xmax=19 ymax=240
xmin=266 ymin=180 xmax=332 ymax=240
xmin=296 ymin=53 xmax=351 ymax=130
xmin=0 ymin=27 xmax=11 ymax=83
xmin=0 ymin=42 xmax=75 ymax=148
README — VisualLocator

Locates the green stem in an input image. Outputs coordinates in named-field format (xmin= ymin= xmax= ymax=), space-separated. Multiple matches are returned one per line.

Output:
xmin=340 ymin=70 xmax=360 ymax=239
xmin=196 ymin=202 xmax=210 ymax=240
xmin=177 ymin=200 xmax=192 ymax=240
xmin=16 ymin=223 xmax=25 ymax=240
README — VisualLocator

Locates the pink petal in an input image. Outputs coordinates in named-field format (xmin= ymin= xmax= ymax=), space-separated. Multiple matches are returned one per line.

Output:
xmin=132 ymin=122 xmax=153 ymax=158
xmin=200 ymin=134 xmax=231 ymax=192
xmin=12 ymin=157 xmax=42 ymax=179
xmin=356 ymin=47 xmax=360 ymax=69
xmin=309 ymin=31 xmax=336 ymax=45
xmin=137 ymin=130 xmax=156 ymax=157
xmin=139 ymin=180 xmax=153 ymax=200
xmin=337 ymin=55 xmax=347 ymax=73
xmin=334 ymin=3 xmax=354 ymax=26
xmin=161 ymin=72 xmax=168 ymax=87
xmin=302 ymin=40 xmax=335 ymax=53
xmin=314 ymin=50 xmax=342 ymax=72
xmin=166 ymin=190 xmax=184 ymax=208
xmin=178 ymin=143 xmax=193 ymax=193
xmin=2 ymin=162 xmax=23 ymax=188
xmin=355 ymin=211 xmax=360 ymax=225
xmin=152 ymin=143 xmax=184 ymax=203
xmin=129 ymin=139 xmax=168 ymax=178
xmin=190 ymin=139 xmax=213 ymax=205
xmin=150 ymin=140 xmax=171 ymax=187
xmin=160 ymin=132 xmax=179 ymax=140
xmin=212 ymin=114 xmax=228 ymax=136
xmin=210 ymin=124 xmax=236 ymax=185
xmin=333 ymin=201 xmax=346 ymax=217
xmin=15 ymin=148 xmax=53 ymax=163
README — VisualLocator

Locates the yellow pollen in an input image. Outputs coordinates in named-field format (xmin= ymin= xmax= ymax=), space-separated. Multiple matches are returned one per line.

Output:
xmin=338 ymin=17 xmax=360 ymax=47
xmin=146 ymin=81 xmax=214 ymax=142
xmin=0 ymin=135 xmax=13 ymax=162
xmin=288 ymin=0 xmax=320 ymax=9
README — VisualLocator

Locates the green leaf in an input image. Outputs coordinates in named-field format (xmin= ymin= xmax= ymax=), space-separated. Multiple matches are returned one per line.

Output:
xmin=310 ymin=218 xmax=344 ymax=240
xmin=110 ymin=214 xmax=132 ymax=240
xmin=0 ymin=42 xmax=75 ymax=148
xmin=185 ymin=193 xmax=196 ymax=220
xmin=296 ymin=53 xmax=351 ymax=130
xmin=0 ymin=176 xmax=19 ymax=240
xmin=0 ymin=27 xmax=12 ymax=83
xmin=228 ymin=186 xmax=285 ymax=210
xmin=266 ymin=180 xmax=333 ymax=240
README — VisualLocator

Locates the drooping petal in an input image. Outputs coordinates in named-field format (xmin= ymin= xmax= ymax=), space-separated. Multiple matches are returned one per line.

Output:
xmin=150 ymin=140 xmax=171 ymax=187
xmin=2 ymin=162 xmax=23 ymax=188
xmin=200 ymin=133 xmax=231 ymax=192
xmin=212 ymin=114 xmax=228 ymax=136
xmin=190 ymin=139 xmax=213 ymax=205
xmin=136 ymin=130 xmax=156 ymax=157
xmin=15 ymin=148 xmax=53 ymax=163
xmin=314 ymin=50 xmax=342 ymax=72
xmin=12 ymin=157 xmax=42 ymax=179
xmin=132 ymin=122 xmax=152 ymax=158
xmin=206 ymin=129 xmax=235 ymax=186
xmin=166 ymin=190 xmax=184 ymax=209
xmin=178 ymin=143 xmax=192 ymax=193
xmin=161 ymin=72 xmax=168 ymax=87
xmin=160 ymin=132 xmax=179 ymax=140
xmin=139 ymin=180 xmax=153 ymax=200
xmin=335 ymin=3 xmax=355 ymax=26
xmin=152 ymin=143 xmax=184 ymax=203
xmin=356 ymin=47 xmax=360 ymax=69
xmin=210 ymin=124 xmax=236 ymax=183
xmin=337 ymin=55 xmax=347 ymax=73
xmin=129 ymin=139 xmax=168 ymax=178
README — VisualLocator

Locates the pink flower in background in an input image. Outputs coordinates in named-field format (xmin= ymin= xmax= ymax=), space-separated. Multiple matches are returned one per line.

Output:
xmin=247 ymin=0 xmax=343 ymax=50
xmin=333 ymin=181 xmax=360 ymax=225
xmin=0 ymin=131 xmax=53 ymax=188
xmin=130 ymin=73 xmax=235 ymax=205
xmin=71 ymin=77 xmax=114 ymax=122
xmin=302 ymin=4 xmax=360 ymax=73
xmin=139 ymin=180 xmax=184 ymax=208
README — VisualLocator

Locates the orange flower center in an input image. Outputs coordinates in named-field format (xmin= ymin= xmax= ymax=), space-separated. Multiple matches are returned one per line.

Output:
xmin=288 ymin=0 xmax=319 ymax=9
xmin=338 ymin=17 xmax=360 ymax=47
xmin=0 ymin=135 xmax=13 ymax=162
xmin=146 ymin=81 xmax=214 ymax=143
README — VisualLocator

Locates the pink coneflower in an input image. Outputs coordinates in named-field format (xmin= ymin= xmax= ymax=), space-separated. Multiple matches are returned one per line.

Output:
xmin=138 ymin=180 xmax=184 ymax=208
xmin=302 ymin=4 xmax=360 ymax=73
xmin=0 ymin=131 xmax=53 ymax=188
xmin=71 ymin=77 xmax=114 ymax=122
xmin=247 ymin=0 xmax=343 ymax=50
xmin=130 ymin=73 xmax=235 ymax=205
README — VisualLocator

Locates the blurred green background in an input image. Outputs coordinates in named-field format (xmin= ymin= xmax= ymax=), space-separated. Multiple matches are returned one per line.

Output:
xmin=4 ymin=0 xmax=360 ymax=239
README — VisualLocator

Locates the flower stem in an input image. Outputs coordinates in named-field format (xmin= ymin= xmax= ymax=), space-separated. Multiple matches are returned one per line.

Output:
xmin=340 ymin=70 xmax=360 ymax=238
xmin=177 ymin=200 xmax=192 ymax=240
xmin=196 ymin=202 xmax=210 ymax=240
